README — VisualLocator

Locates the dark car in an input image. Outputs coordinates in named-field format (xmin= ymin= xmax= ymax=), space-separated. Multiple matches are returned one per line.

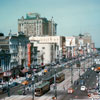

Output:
xmin=0 ymin=86 xmax=8 ymax=94
xmin=74 ymin=80 xmax=79 ymax=85
xmin=9 ymin=82 xmax=19 ymax=87
xmin=80 ymin=80 xmax=85 ymax=85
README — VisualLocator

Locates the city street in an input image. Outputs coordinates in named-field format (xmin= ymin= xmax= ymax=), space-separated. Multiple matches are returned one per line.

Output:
xmin=60 ymin=66 xmax=97 ymax=100
xmin=0 ymin=56 xmax=95 ymax=100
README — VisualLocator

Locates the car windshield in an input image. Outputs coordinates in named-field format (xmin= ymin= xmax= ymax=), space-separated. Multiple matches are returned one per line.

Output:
xmin=81 ymin=86 xmax=85 ymax=88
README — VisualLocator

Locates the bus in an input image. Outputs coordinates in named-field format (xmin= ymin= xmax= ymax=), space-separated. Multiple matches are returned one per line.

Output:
xmin=35 ymin=81 xmax=50 ymax=96
xmin=56 ymin=73 xmax=65 ymax=83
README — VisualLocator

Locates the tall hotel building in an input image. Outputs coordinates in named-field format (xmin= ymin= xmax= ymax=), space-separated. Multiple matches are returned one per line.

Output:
xmin=18 ymin=13 xmax=57 ymax=36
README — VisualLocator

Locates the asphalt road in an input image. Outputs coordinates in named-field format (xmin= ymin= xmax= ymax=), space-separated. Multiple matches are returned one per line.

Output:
xmin=61 ymin=66 xmax=98 ymax=100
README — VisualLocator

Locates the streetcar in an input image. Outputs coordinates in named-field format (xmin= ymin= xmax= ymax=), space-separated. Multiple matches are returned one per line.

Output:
xmin=43 ymin=75 xmax=54 ymax=85
xmin=35 ymin=81 xmax=50 ymax=96
xmin=56 ymin=73 xmax=65 ymax=83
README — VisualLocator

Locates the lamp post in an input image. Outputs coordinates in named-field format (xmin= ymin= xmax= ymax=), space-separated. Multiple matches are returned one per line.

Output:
xmin=53 ymin=68 xmax=57 ymax=100
xmin=71 ymin=64 xmax=73 ymax=85
xmin=32 ymin=73 xmax=34 ymax=100
xmin=8 ymin=77 xmax=10 ymax=97
xmin=84 ymin=57 xmax=86 ymax=72
xmin=31 ymin=65 xmax=35 ymax=100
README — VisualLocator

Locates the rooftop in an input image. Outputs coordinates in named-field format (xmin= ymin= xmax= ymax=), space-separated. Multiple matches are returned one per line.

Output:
xmin=35 ymin=81 xmax=50 ymax=89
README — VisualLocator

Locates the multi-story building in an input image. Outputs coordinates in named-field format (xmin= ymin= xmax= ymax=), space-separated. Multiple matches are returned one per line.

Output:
xmin=0 ymin=33 xmax=11 ymax=79
xmin=0 ymin=50 xmax=11 ymax=78
xmin=0 ymin=33 xmax=9 ymax=52
xmin=32 ymin=41 xmax=56 ymax=65
xmin=18 ymin=13 xmax=57 ymax=36
xmin=29 ymin=36 xmax=66 ymax=62
xmin=9 ymin=32 xmax=29 ymax=69
xmin=75 ymin=33 xmax=93 ymax=55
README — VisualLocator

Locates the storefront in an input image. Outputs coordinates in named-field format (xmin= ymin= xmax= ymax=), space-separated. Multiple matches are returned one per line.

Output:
xmin=3 ymin=71 xmax=12 ymax=82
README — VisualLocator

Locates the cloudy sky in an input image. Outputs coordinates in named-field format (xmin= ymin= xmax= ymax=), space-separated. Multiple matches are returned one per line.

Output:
xmin=0 ymin=0 xmax=100 ymax=47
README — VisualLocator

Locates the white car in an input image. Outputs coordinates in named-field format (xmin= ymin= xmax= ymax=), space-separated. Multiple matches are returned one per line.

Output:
xmin=80 ymin=86 xmax=87 ymax=91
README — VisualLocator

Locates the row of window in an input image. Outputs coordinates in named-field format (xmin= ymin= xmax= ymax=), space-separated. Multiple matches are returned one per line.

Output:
xmin=20 ymin=21 xmax=42 ymax=26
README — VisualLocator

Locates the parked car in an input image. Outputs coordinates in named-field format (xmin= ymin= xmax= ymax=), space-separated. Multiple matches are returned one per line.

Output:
xmin=0 ymin=84 xmax=8 ymax=94
xmin=74 ymin=80 xmax=79 ymax=85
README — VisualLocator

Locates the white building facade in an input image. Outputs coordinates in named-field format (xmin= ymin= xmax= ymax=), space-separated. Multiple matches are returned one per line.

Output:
xmin=29 ymin=36 xmax=66 ymax=64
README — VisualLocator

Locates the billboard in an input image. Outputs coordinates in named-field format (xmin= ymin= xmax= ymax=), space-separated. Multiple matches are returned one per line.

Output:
xmin=66 ymin=37 xmax=76 ymax=46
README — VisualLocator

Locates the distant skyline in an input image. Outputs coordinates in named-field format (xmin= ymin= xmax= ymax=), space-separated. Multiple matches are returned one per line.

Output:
xmin=0 ymin=0 xmax=100 ymax=47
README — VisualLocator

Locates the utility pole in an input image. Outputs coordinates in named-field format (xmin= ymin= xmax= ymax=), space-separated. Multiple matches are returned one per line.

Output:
xmin=54 ymin=68 xmax=57 ymax=99
xmin=79 ymin=67 xmax=80 ymax=77
xmin=8 ymin=77 xmax=10 ymax=97
xmin=77 ymin=59 xmax=80 ymax=78
xmin=71 ymin=64 xmax=73 ymax=85
xmin=32 ymin=67 xmax=35 ymax=100
xmin=84 ymin=57 xmax=86 ymax=72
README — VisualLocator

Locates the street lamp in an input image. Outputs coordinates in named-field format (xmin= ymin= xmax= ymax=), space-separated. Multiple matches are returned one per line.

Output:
xmin=8 ymin=77 xmax=10 ymax=97
xmin=32 ymin=73 xmax=34 ymax=100
xmin=53 ymin=68 xmax=57 ymax=100
xmin=70 ymin=64 xmax=73 ymax=85
xmin=31 ymin=65 xmax=35 ymax=100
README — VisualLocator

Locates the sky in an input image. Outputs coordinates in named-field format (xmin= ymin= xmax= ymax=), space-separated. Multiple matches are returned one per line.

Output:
xmin=0 ymin=0 xmax=100 ymax=47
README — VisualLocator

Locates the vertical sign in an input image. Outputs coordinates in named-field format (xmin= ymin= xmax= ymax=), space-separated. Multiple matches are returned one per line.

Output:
xmin=27 ymin=43 xmax=31 ymax=67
